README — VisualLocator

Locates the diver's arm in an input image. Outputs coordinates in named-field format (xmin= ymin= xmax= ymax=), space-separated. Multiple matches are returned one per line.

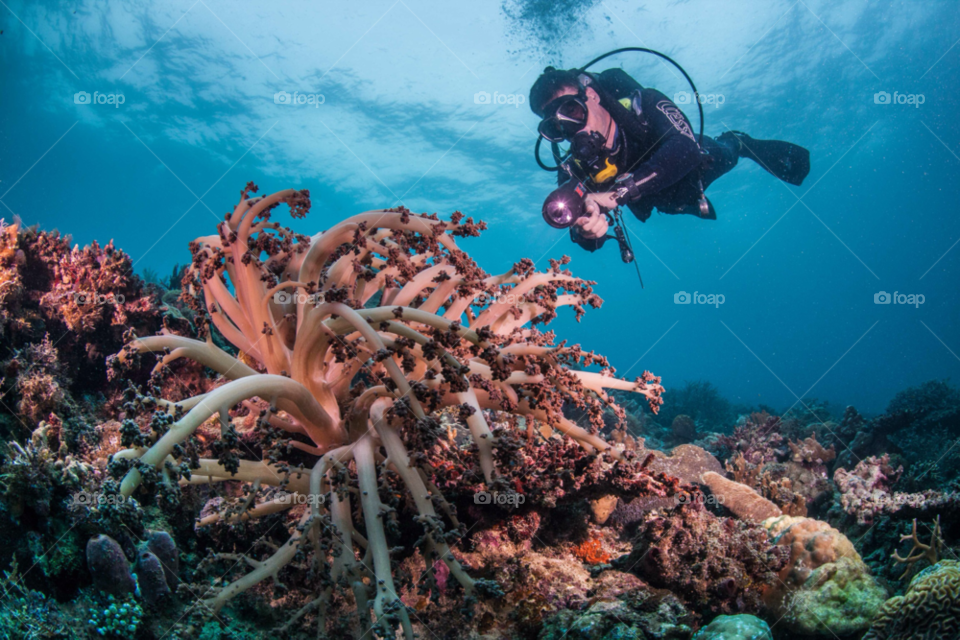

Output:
xmin=617 ymin=89 xmax=701 ymax=202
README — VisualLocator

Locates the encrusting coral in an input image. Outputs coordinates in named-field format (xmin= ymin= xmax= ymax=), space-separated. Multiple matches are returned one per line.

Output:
xmin=834 ymin=455 xmax=959 ymax=526
xmin=107 ymin=183 xmax=667 ymax=638
xmin=628 ymin=498 xmax=787 ymax=615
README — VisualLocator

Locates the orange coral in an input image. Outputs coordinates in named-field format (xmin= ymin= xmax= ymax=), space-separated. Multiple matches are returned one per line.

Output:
xmin=574 ymin=539 xmax=611 ymax=564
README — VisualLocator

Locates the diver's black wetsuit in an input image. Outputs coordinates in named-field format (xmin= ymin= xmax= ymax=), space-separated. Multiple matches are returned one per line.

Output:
xmin=560 ymin=69 xmax=791 ymax=252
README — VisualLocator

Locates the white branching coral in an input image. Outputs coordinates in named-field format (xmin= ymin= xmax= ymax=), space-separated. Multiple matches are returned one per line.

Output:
xmin=110 ymin=183 xmax=664 ymax=637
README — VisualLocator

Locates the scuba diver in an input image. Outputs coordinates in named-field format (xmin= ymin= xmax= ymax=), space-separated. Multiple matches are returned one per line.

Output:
xmin=531 ymin=61 xmax=811 ymax=253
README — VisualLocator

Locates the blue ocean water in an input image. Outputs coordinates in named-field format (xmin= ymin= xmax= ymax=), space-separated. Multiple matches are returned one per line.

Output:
xmin=2 ymin=0 xmax=958 ymax=415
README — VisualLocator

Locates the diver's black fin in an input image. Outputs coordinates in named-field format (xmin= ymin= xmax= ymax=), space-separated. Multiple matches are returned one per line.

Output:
xmin=722 ymin=131 xmax=811 ymax=186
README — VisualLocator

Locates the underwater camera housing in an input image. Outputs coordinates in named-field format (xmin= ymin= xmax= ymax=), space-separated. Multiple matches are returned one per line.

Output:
xmin=542 ymin=181 xmax=644 ymax=287
xmin=542 ymin=180 xmax=587 ymax=229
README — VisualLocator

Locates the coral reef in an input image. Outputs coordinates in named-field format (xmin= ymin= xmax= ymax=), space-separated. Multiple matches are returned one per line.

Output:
xmin=0 ymin=220 xmax=163 ymax=405
xmin=3 ymin=194 xmax=960 ymax=639
xmin=715 ymin=419 xmax=836 ymax=517
xmin=108 ymin=184 xmax=667 ymax=638
xmin=714 ymin=412 xmax=785 ymax=466
xmin=865 ymin=559 xmax=960 ymax=640
xmin=828 ymin=381 xmax=960 ymax=484
xmin=653 ymin=380 xmax=735 ymax=435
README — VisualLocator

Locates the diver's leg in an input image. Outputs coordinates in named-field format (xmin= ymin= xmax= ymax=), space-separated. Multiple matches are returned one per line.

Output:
xmin=700 ymin=135 xmax=739 ymax=188
xmin=717 ymin=130 xmax=811 ymax=186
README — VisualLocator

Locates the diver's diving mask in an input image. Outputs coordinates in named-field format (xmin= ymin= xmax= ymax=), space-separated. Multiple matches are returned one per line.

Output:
xmin=537 ymin=93 xmax=589 ymax=142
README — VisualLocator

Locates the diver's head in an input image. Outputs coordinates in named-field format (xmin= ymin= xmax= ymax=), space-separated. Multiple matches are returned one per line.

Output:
xmin=530 ymin=67 xmax=612 ymax=143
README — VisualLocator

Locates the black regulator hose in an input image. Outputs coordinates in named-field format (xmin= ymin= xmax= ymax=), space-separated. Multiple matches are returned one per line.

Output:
xmin=580 ymin=46 xmax=704 ymax=147
xmin=535 ymin=136 xmax=570 ymax=172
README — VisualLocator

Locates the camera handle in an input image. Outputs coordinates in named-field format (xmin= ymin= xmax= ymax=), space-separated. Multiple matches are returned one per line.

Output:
xmin=604 ymin=208 xmax=644 ymax=289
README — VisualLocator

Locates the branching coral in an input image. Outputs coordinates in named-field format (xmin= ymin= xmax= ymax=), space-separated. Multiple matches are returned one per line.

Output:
xmin=108 ymin=183 xmax=665 ymax=637
xmin=893 ymin=517 xmax=943 ymax=580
